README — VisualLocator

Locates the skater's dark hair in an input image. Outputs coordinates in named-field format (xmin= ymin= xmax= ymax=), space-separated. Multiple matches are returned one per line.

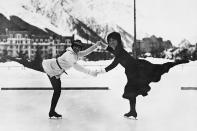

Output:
xmin=107 ymin=31 xmax=123 ymax=48
xmin=71 ymin=40 xmax=83 ymax=50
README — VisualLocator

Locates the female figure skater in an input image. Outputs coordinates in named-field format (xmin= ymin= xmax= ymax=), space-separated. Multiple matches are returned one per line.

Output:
xmin=7 ymin=40 xmax=101 ymax=118
xmin=97 ymin=32 xmax=189 ymax=119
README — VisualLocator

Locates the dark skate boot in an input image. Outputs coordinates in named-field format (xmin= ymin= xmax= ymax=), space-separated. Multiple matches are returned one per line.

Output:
xmin=49 ymin=111 xmax=62 ymax=119
xmin=124 ymin=111 xmax=137 ymax=120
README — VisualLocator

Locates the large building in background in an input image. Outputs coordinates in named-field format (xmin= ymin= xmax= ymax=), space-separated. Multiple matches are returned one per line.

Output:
xmin=0 ymin=30 xmax=74 ymax=60
xmin=140 ymin=35 xmax=173 ymax=53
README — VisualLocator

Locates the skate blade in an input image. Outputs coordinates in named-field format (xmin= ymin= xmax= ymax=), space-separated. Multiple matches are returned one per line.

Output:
xmin=124 ymin=116 xmax=137 ymax=120
xmin=49 ymin=116 xmax=62 ymax=119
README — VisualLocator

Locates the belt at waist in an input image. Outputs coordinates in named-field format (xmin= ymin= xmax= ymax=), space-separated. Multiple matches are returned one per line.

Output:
xmin=56 ymin=58 xmax=68 ymax=75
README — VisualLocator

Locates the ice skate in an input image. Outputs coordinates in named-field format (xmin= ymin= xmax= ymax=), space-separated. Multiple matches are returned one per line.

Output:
xmin=49 ymin=111 xmax=62 ymax=119
xmin=124 ymin=111 xmax=137 ymax=120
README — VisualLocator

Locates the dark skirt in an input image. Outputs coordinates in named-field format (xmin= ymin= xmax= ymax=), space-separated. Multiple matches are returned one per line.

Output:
xmin=122 ymin=59 xmax=188 ymax=99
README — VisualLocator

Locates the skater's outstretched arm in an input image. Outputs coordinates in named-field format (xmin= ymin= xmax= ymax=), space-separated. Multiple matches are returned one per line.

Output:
xmin=96 ymin=41 xmax=120 ymax=74
xmin=97 ymin=57 xmax=120 ymax=75
xmin=105 ymin=57 xmax=119 ymax=72
xmin=99 ymin=41 xmax=108 ymax=49
xmin=77 ymin=41 xmax=101 ymax=57
xmin=99 ymin=41 xmax=115 ymax=53
xmin=73 ymin=63 xmax=97 ymax=77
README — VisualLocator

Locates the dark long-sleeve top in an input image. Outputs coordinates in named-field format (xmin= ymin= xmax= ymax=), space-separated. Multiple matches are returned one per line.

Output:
xmin=104 ymin=45 xmax=181 ymax=82
xmin=104 ymin=45 xmax=186 ymax=97
xmin=105 ymin=46 xmax=139 ymax=72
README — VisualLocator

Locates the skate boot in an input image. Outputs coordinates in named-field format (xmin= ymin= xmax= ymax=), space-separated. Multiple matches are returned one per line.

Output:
xmin=49 ymin=111 xmax=62 ymax=119
xmin=124 ymin=111 xmax=137 ymax=120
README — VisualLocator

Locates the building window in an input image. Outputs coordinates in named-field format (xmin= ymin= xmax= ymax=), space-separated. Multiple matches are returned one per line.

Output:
xmin=16 ymin=34 xmax=22 ymax=39
xmin=10 ymin=34 xmax=13 ymax=38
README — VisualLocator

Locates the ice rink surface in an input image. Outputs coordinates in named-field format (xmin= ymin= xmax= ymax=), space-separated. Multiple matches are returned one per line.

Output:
xmin=0 ymin=59 xmax=197 ymax=131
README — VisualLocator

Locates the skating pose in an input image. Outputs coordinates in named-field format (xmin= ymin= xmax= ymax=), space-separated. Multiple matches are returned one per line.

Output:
xmin=7 ymin=40 xmax=101 ymax=119
xmin=97 ymin=32 xmax=189 ymax=119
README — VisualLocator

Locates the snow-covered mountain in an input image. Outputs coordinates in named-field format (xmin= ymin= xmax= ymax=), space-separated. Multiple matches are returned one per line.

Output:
xmin=178 ymin=39 xmax=192 ymax=49
xmin=0 ymin=0 xmax=134 ymax=50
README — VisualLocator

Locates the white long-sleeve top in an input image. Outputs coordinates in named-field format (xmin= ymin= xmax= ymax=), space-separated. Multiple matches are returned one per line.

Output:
xmin=42 ymin=44 xmax=98 ymax=78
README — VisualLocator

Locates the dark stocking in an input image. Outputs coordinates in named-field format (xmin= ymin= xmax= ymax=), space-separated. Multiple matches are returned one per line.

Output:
xmin=124 ymin=97 xmax=137 ymax=118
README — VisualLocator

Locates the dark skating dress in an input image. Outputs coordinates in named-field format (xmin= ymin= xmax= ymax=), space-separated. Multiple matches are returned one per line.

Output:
xmin=104 ymin=46 xmax=188 ymax=99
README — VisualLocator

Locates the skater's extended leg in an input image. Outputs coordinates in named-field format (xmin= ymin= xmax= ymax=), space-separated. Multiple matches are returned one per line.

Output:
xmin=151 ymin=59 xmax=189 ymax=82
xmin=6 ymin=56 xmax=44 ymax=72
xmin=48 ymin=76 xmax=62 ymax=118
xmin=162 ymin=59 xmax=189 ymax=73
xmin=6 ymin=56 xmax=24 ymax=63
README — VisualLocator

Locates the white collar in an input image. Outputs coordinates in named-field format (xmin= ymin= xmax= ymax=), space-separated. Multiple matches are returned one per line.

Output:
xmin=66 ymin=47 xmax=78 ymax=57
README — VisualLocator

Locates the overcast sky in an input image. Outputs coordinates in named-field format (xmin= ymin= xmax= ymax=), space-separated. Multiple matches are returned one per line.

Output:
xmin=0 ymin=0 xmax=196 ymax=46
xmin=135 ymin=0 xmax=197 ymax=45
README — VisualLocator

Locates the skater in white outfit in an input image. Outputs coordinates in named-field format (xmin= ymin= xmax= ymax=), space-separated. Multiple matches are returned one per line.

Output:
xmin=7 ymin=39 xmax=101 ymax=118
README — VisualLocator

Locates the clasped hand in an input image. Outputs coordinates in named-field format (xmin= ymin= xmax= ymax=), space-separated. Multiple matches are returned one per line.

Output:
xmin=96 ymin=41 xmax=108 ymax=49
xmin=88 ymin=69 xmax=106 ymax=77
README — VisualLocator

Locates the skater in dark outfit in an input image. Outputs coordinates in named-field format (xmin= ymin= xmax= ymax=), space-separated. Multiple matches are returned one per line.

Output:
xmin=97 ymin=32 xmax=189 ymax=119
xmin=7 ymin=40 xmax=101 ymax=118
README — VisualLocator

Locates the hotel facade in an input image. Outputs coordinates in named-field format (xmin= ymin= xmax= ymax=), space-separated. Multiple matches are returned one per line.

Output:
xmin=0 ymin=30 xmax=74 ymax=60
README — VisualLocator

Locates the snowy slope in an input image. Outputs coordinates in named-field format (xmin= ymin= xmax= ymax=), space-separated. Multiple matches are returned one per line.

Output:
xmin=0 ymin=0 xmax=134 ymax=49
xmin=0 ymin=0 xmax=196 ymax=47
xmin=0 ymin=0 xmax=71 ymax=36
